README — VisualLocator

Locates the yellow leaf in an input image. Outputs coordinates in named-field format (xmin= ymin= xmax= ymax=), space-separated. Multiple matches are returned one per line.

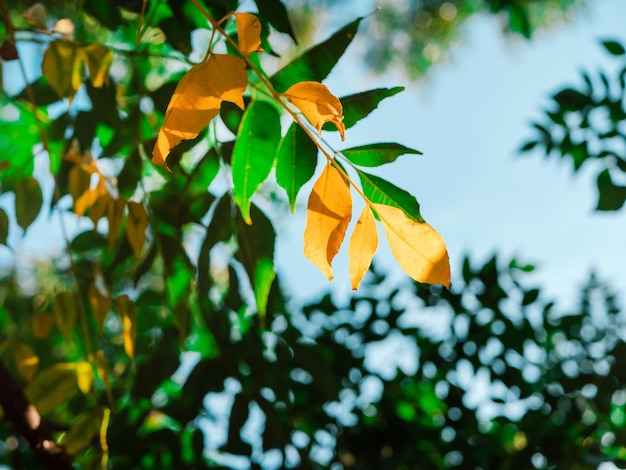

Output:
xmin=374 ymin=203 xmax=450 ymax=288
xmin=69 ymin=165 xmax=91 ymax=208
xmin=235 ymin=12 xmax=263 ymax=56
xmin=348 ymin=206 xmax=378 ymax=290
xmin=114 ymin=295 xmax=136 ymax=360
xmin=74 ymin=178 xmax=107 ymax=218
xmin=304 ymin=163 xmax=352 ymax=279
xmin=88 ymin=282 xmax=110 ymax=331
xmin=126 ymin=201 xmax=148 ymax=258
xmin=14 ymin=343 xmax=39 ymax=381
xmin=82 ymin=44 xmax=114 ymax=88
xmin=152 ymin=54 xmax=247 ymax=167
xmin=26 ymin=364 xmax=79 ymax=416
xmin=75 ymin=361 xmax=93 ymax=394
xmin=32 ymin=312 xmax=54 ymax=339
xmin=42 ymin=39 xmax=83 ymax=100
xmin=107 ymin=197 xmax=126 ymax=248
xmin=283 ymin=81 xmax=345 ymax=140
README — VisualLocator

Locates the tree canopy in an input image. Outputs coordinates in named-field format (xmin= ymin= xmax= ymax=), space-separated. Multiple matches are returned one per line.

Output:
xmin=0 ymin=1 xmax=625 ymax=469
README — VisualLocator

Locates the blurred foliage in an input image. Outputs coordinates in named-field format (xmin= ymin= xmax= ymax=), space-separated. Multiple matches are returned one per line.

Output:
xmin=521 ymin=38 xmax=626 ymax=211
xmin=290 ymin=0 xmax=585 ymax=77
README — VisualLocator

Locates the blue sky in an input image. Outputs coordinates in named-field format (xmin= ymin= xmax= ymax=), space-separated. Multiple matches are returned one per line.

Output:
xmin=275 ymin=0 xmax=626 ymax=308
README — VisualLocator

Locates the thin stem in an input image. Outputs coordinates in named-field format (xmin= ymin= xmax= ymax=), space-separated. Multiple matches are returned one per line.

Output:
xmin=136 ymin=0 xmax=148 ymax=47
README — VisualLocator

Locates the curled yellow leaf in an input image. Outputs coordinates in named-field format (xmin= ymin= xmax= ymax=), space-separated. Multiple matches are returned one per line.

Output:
xmin=374 ymin=203 xmax=450 ymax=288
xmin=304 ymin=163 xmax=352 ymax=279
xmin=235 ymin=12 xmax=263 ymax=56
xmin=283 ymin=81 xmax=345 ymax=140
xmin=348 ymin=206 xmax=378 ymax=290
xmin=152 ymin=54 xmax=248 ymax=167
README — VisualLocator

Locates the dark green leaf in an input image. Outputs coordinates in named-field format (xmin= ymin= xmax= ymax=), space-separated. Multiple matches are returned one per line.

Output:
xmin=276 ymin=123 xmax=318 ymax=211
xmin=601 ymin=39 xmax=626 ymax=56
xmin=596 ymin=169 xmax=626 ymax=211
xmin=0 ymin=208 xmax=8 ymax=245
xmin=553 ymin=88 xmax=591 ymax=111
xmin=83 ymin=1 xmax=124 ymax=30
xmin=118 ymin=147 xmax=143 ymax=201
xmin=15 ymin=177 xmax=42 ymax=231
xmin=235 ymin=204 xmax=276 ymax=318
xmin=133 ymin=327 xmax=180 ymax=399
xmin=17 ymin=77 xmax=60 ymax=106
xmin=270 ymin=17 xmax=362 ymax=92
xmin=357 ymin=170 xmax=423 ymax=222
xmin=337 ymin=87 xmax=404 ymax=129
xmin=231 ymin=100 xmax=281 ymax=224
xmin=253 ymin=0 xmax=297 ymax=43
xmin=70 ymin=230 xmax=107 ymax=252
xmin=341 ymin=143 xmax=421 ymax=167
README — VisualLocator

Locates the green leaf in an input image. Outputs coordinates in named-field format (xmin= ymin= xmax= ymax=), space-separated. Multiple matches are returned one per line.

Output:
xmin=235 ymin=204 xmax=276 ymax=319
xmin=601 ymin=39 xmax=626 ymax=56
xmin=133 ymin=327 xmax=180 ymax=399
xmin=553 ymin=88 xmax=591 ymax=111
xmin=357 ymin=169 xmax=423 ymax=222
xmin=52 ymin=291 xmax=77 ymax=341
xmin=0 ymin=208 xmax=8 ymax=245
xmin=596 ymin=169 xmax=626 ymax=211
xmin=15 ymin=177 xmax=42 ymax=231
xmin=253 ymin=0 xmax=297 ymax=43
xmin=25 ymin=364 xmax=79 ymax=416
xmin=231 ymin=100 xmax=281 ymax=224
xmin=338 ymin=87 xmax=404 ymax=129
xmin=342 ymin=143 xmax=421 ymax=167
xmin=270 ymin=17 xmax=362 ymax=92
xmin=276 ymin=123 xmax=318 ymax=211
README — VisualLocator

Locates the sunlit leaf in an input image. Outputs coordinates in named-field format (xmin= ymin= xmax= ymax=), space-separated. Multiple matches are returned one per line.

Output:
xmin=14 ymin=343 xmax=39 ymax=381
xmin=75 ymin=361 xmax=93 ymax=394
xmin=42 ymin=39 xmax=83 ymax=100
xmin=304 ymin=163 xmax=352 ymax=279
xmin=348 ymin=206 xmax=378 ymax=290
xmin=342 ymin=143 xmax=421 ymax=167
xmin=65 ymin=408 xmax=103 ymax=455
xmin=52 ymin=291 xmax=77 ymax=341
xmin=374 ymin=203 xmax=450 ymax=287
xmin=235 ymin=12 xmax=263 ymax=56
xmin=153 ymin=54 xmax=247 ymax=167
xmin=82 ymin=44 xmax=114 ymax=88
xmin=15 ymin=177 xmax=42 ymax=231
xmin=126 ymin=201 xmax=148 ymax=257
xmin=115 ymin=295 xmax=136 ymax=360
xmin=75 ymin=179 xmax=107 ymax=217
xmin=357 ymin=169 xmax=423 ymax=222
xmin=276 ymin=123 xmax=318 ymax=212
xmin=232 ymin=100 xmax=281 ymax=224
xmin=25 ymin=364 xmax=79 ymax=416
xmin=283 ymin=81 xmax=345 ymax=140
xmin=271 ymin=17 xmax=362 ymax=92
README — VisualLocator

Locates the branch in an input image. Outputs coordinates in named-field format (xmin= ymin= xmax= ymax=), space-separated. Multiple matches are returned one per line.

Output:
xmin=0 ymin=357 xmax=73 ymax=469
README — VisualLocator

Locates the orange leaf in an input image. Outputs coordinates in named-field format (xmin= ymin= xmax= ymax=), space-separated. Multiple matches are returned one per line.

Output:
xmin=304 ymin=163 xmax=352 ymax=279
xmin=152 ymin=54 xmax=247 ymax=167
xmin=74 ymin=178 xmax=107 ymax=217
xmin=235 ymin=12 xmax=263 ymax=56
xmin=283 ymin=81 xmax=345 ymax=140
xmin=374 ymin=203 xmax=450 ymax=288
xmin=348 ymin=206 xmax=378 ymax=290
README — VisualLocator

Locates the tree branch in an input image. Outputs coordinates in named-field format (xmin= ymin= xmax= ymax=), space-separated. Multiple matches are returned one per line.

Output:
xmin=0 ymin=357 xmax=73 ymax=469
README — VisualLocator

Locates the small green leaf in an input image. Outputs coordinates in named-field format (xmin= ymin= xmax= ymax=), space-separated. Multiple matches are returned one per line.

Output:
xmin=53 ymin=291 xmax=77 ymax=341
xmin=0 ymin=208 xmax=8 ymax=245
xmin=596 ymin=169 xmax=626 ymax=211
xmin=253 ymin=0 xmax=297 ymax=43
xmin=270 ymin=17 xmax=362 ymax=92
xmin=235 ymin=204 xmax=276 ymax=320
xmin=276 ymin=123 xmax=318 ymax=211
xmin=231 ymin=101 xmax=281 ymax=224
xmin=601 ymin=39 xmax=626 ymax=56
xmin=342 ymin=143 xmax=421 ymax=167
xmin=338 ymin=87 xmax=404 ymax=129
xmin=15 ymin=177 xmax=42 ymax=231
xmin=357 ymin=169 xmax=423 ymax=222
